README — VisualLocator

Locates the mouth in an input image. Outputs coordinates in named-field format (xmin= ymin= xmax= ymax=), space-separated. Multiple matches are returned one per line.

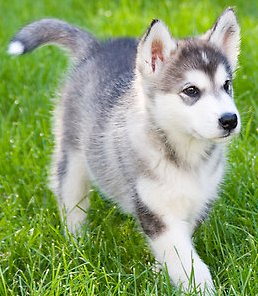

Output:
xmin=219 ymin=131 xmax=231 ymax=139
xmin=193 ymin=129 xmax=236 ymax=143
xmin=212 ymin=131 xmax=237 ymax=142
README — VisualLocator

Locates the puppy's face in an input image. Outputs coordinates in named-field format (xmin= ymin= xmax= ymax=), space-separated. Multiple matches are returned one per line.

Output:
xmin=136 ymin=9 xmax=241 ymax=143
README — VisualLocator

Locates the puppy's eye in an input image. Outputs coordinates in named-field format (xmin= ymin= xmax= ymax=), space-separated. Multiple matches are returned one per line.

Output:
xmin=182 ymin=86 xmax=200 ymax=98
xmin=223 ymin=80 xmax=232 ymax=94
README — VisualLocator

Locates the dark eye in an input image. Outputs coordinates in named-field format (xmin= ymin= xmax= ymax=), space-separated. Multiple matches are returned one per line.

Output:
xmin=182 ymin=86 xmax=200 ymax=98
xmin=223 ymin=80 xmax=232 ymax=94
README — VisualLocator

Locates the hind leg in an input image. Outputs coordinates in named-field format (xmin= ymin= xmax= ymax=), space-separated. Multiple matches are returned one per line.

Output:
xmin=52 ymin=148 xmax=91 ymax=234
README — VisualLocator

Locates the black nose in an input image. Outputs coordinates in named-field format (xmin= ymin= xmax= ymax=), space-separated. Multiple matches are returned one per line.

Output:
xmin=219 ymin=113 xmax=238 ymax=131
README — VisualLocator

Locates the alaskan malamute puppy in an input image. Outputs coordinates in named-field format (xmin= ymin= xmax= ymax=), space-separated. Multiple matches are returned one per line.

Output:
xmin=9 ymin=7 xmax=241 ymax=294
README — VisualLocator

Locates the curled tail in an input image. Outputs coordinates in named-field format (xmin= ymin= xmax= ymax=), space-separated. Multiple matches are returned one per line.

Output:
xmin=8 ymin=18 xmax=99 ymax=60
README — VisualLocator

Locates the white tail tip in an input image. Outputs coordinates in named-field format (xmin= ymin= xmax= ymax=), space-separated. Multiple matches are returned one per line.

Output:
xmin=8 ymin=41 xmax=24 ymax=55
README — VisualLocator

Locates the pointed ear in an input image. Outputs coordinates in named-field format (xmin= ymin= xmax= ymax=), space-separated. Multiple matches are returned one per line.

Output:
xmin=136 ymin=20 xmax=177 ymax=77
xmin=202 ymin=8 xmax=240 ymax=71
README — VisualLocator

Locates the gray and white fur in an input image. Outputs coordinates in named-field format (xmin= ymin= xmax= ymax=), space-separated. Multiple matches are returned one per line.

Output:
xmin=9 ymin=8 xmax=241 ymax=294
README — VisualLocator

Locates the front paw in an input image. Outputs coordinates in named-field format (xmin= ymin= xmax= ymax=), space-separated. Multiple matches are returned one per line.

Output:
xmin=184 ymin=263 xmax=215 ymax=295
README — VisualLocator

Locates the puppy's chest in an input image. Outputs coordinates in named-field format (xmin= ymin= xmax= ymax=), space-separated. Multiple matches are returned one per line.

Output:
xmin=138 ymin=155 xmax=223 ymax=222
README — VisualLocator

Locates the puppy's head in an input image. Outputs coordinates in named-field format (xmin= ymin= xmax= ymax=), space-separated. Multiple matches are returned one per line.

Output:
xmin=136 ymin=8 xmax=241 ymax=142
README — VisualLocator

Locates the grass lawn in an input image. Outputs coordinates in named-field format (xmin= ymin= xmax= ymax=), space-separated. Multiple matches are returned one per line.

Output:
xmin=0 ymin=0 xmax=257 ymax=295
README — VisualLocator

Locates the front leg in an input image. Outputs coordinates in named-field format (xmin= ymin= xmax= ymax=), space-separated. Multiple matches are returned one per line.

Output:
xmin=135 ymin=196 xmax=214 ymax=294
xmin=149 ymin=219 xmax=214 ymax=294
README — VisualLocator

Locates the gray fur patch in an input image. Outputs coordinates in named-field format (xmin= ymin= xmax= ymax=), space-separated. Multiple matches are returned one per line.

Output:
xmin=57 ymin=152 xmax=67 ymax=180
xmin=156 ymin=129 xmax=180 ymax=166
xmin=56 ymin=151 xmax=67 ymax=195
xmin=158 ymin=39 xmax=232 ymax=95
xmin=202 ymin=144 xmax=217 ymax=161
xmin=10 ymin=19 xmax=99 ymax=60
xmin=134 ymin=195 xmax=166 ymax=238
xmin=179 ymin=93 xmax=200 ymax=106
xmin=147 ymin=119 xmax=181 ymax=168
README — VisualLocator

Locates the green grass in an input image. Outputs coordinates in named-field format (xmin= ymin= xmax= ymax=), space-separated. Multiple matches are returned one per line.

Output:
xmin=0 ymin=0 xmax=257 ymax=295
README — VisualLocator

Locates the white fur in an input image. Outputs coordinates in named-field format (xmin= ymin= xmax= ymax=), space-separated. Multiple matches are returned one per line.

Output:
xmin=127 ymin=84 xmax=227 ymax=293
xmin=151 ymin=67 xmax=240 ymax=143
xmin=59 ymin=151 xmax=90 ymax=233
xmin=214 ymin=64 xmax=229 ymax=86
xmin=129 ymin=111 xmax=222 ymax=293
xmin=128 ymin=37 xmax=240 ymax=292
xmin=150 ymin=222 xmax=215 ymax=292
xmin=185 ymin=70 xmax=212 ymax=91
xmin=8 ymin=41 xmax=24 ymax=55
